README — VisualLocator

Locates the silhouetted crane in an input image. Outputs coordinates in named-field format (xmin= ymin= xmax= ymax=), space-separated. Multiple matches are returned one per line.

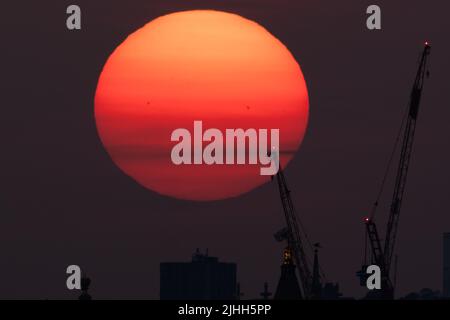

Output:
xmin=273 ymin=164 xmax=315 ymax=299
xmin=359 ymin=43 xmax=431 ymax=299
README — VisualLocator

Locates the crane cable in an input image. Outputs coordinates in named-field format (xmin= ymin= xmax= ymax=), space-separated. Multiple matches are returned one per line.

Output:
xmin=369 ymin=49 xmax=428 ymax=222
xmin=369 ymin=105 xmax=409 ymax=222
xmin=364 ymin=96 xmax=410 ymax=266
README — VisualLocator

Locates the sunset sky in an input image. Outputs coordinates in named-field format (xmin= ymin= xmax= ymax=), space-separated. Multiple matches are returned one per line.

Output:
xmin=1 ymin=1 xmax=450 ymax=299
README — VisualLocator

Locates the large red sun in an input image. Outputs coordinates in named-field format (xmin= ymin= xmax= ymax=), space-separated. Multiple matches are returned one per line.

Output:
xmin=95 ymin=10 xmax=309 ymax=201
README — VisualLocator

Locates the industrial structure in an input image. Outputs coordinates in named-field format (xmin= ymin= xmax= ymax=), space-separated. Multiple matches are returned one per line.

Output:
xmin=272 ymin=164 xmax=342 ymax=299
xmin=358 ymin=43 xmax=431 ymax=299
xmin=272 ymin=166 xmax=315 ymax=299
xmin=271 ymin=43 xmax=431 ymax=300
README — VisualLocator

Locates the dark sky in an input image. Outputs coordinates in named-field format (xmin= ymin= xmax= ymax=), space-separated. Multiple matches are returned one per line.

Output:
xmin=1 ymin=0 xmax=449 ymax=299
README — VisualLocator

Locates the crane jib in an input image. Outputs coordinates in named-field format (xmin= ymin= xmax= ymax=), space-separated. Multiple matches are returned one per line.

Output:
xmin=409 ymin=88 xmax=421 ymax=119
xmin=360 ymin=44 xmax=431 ymax=298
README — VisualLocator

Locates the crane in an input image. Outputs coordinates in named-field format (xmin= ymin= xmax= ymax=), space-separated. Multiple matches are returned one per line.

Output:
xmin=273 ymin=164 xmax=313 ymax=299
xmin=360 ymin=43 xmax=431 ymax=298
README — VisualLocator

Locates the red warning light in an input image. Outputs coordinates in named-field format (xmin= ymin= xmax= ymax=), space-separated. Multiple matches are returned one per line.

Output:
xmin=364 ymin=217 xmax=370 ymax=223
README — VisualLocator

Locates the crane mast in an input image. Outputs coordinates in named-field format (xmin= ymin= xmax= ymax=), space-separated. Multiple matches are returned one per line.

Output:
xmin=274 ymin=168 xmax=312 ymax=298
xmin=364 ymin=43 xmax=431 ymax=298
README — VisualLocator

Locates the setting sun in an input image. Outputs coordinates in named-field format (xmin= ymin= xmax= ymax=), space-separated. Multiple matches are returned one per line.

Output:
xmin=95 ymin=10 xmax=309 ymax=201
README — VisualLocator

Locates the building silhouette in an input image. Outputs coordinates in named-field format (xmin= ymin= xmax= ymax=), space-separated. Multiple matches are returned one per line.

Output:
xmin=273 ymin=246 xmax=343 ymax=300
xmin=160 ymin=249 xmax=237 ymax=300
xmin=444 ymin=233 xmax=450 ymax=298
xmin=273 ymin=248 xmax=302 ymax=300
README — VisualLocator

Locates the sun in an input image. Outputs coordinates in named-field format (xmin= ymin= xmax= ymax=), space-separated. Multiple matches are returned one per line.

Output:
xmin=94 ymin=10 xmax=309 ymax=201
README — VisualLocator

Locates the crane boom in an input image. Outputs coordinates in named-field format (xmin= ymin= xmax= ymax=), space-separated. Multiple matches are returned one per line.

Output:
xmin=275 ymin=168 xmax=312 ymax=298
xmin=383 ymin=43 xmax=431 ymax=272
xmin=364 ymin=43 xmax=431 ymax=297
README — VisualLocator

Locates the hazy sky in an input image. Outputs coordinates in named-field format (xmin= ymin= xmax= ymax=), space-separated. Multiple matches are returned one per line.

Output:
xmin=1 ymin=1 xmax=450 ymax=299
